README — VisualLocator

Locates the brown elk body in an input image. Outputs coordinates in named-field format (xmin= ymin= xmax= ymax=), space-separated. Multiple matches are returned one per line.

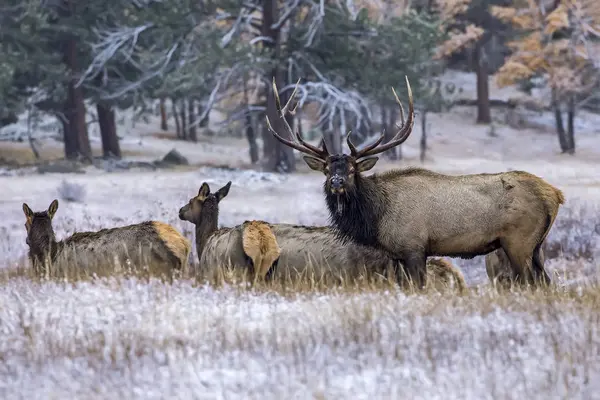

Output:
xmin=178 ymin=181 xmax=281 ymax=282
xmin=179 ymin=181 xmax=467 ymax=292
xmin=266 ymin=76 xmax=565 ymax=289
xmin=22 ymin=199 xmax=191 ymax=278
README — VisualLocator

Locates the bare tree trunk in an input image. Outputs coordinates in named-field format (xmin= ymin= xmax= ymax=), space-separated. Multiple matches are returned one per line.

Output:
xmin=63 ymin=36 xmax=92 ymax=161
xmin=420 ymin=109 xmax=428 ymax=163
xmin=566 ymin=96 xmax=575 ymax=154
xmin=172 ymin=98 xmax=181 ymax=139
xmin=188 ymin=98 xmax=197 ymax=142
xmin=474 ymin=43 xmax=492 ymax=124
xmin=246 ymin=114 xmax=259 ymax=164
xmin=96 ymin=102 xmax=121 ymax=159
xmin=261 ymin=0 xmax=296 ymax=173
xmin=552 ymin=90 xmax=570 ymax=153
xmin=159 ymin=97 xmax=168 ymax=131
xmin=59 ymin=110 xmax=78 ymax=160
xmin=180 ymin=99 xmax=188 ymax=140
xmin=198 ymin=100 xmax=209 ymax=128
xmin=243 ymin=73 xmax=259 ymax=163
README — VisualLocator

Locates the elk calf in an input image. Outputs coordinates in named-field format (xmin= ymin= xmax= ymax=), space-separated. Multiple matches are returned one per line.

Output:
xmin=23 ymin=199 xmax=191 ymax=278
xmin=179 ymin=181 xmax=467 ymax=293
xmin=267 ymin=76 xmax=565 ymax=289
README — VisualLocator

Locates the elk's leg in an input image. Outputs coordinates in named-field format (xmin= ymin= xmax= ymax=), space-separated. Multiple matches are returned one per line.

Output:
xmin=398 ymin=253 xmax=427 ymax=291
xmin=532 ymin=246 xmax=551 ymax=286
xmin=500 ymin=239 xmax=535 ymax=286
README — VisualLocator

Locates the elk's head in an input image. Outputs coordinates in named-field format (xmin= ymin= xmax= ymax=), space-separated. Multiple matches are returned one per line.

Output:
xmin=266 ymin=76 xmax=414 ymax=210
xmin=178 ymin=181 xmax=231 ymax=224
xmin=22 ymin=199 xmax=59 ymax=248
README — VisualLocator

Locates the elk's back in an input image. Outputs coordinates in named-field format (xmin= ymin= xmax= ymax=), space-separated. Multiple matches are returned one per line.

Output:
xmin=58 ymin=221 xmax=189 ymax=270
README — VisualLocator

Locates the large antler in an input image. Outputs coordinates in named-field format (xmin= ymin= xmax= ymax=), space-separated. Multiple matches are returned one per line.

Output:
xmin=265 ymin=77 xmax=329 ymax=160
xmin=348 ymin=75 xmax=414 ymax=160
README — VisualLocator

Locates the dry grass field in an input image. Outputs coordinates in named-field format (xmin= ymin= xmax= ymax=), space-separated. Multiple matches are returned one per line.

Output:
xmin=0 ymin=71 xmax=599 ymax=399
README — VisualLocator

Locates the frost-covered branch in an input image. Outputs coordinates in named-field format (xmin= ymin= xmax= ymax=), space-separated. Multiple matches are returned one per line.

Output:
xmin=78 ymin=24 xmax=154 ymax=87
xmin=278 ymin=80 xmax=372 ymax=135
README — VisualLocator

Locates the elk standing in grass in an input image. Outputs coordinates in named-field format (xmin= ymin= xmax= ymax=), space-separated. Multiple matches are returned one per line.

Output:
xmin=267 ymin=76 xmax=565 ymax=289
xmin=23 ymin=199 xmax=191 ymax=279
xmin=178 ymin=181 xmax=467 ymax=293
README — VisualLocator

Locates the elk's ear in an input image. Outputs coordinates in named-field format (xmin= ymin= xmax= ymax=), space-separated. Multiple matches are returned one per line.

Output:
xmin=22 ymin=203 xmax=34 ymax=222
xmin=198 ymin=182 xmax=210 ymax=198
xmin=357 ymin=157 xmax=378 ymax=173
xmin=47 ymin=199 xmax=59 ymax=219
xmin=303 ymin=156 xmax=326 ymax=172
xmin=215 ymin=181 xmax=231 ymax=202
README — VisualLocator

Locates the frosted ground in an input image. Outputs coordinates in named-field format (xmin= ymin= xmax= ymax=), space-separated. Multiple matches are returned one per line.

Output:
xmin=0 ymin=71 xmax=599 ymax=398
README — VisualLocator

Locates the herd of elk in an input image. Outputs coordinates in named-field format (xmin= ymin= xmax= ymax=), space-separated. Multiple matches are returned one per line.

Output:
xmin=266 ymin=76 xmax=564 ymax=289
xmin=19 ymin=77 xmax=565 ymax=292
xmin=22 ymin=199 xmax=191 ymax=279
xmin=177 ymin=180 xmax=466 ymax=292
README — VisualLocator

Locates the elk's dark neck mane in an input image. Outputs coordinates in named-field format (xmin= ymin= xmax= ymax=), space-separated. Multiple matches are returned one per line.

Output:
xmin=325 ymin=174 xmax=386 ymax=248
xmin=195 ymin=205 xmax=219 ymax=262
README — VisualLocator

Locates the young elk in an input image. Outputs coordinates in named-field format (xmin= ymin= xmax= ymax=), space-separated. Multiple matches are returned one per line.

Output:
xmin=178 ymin=181 xmax=281 ymax=283
xmin=267 ymin=76 xmax=565 ymax=289
xmin=179 ymin=180 xmax=467 ymax=293
xmin=23 ymin=199 xmax=191 ymax=279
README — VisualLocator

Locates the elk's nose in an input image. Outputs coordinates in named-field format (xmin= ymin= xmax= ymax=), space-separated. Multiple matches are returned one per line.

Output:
xmin=178 ymin=209 xmax=185 ymax=220
xmin=330 ymin=176 xmax=345 ymax=189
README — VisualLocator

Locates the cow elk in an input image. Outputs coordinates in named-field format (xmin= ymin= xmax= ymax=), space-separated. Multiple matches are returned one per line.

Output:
xmin=23 ymin=199 xmax=191 ymax=279
xmin=178 ymin=181 xmax=281 ymax=283
xmin=266 ymin=76 xmax=565 ymax=289
xmin=178 ymin=181 xmax=467 ymax=293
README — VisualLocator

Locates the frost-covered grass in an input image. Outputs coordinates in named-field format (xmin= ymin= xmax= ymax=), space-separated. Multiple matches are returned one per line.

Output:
xmin=0 ymin=277 xmax=600 ymax=399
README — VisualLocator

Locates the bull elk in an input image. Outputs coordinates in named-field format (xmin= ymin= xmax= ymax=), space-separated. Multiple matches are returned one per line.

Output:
xmin=178 ymin=181 xmax=467 ymax=293
xmin=266 ymin=76 xmax=565 ymax=289
xmin=22 ymin=199 xmax=191 ymax=279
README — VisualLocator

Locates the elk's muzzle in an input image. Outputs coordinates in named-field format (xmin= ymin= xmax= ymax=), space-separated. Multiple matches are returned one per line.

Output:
xmin=330 ymin=175 xmax=345 ymax=194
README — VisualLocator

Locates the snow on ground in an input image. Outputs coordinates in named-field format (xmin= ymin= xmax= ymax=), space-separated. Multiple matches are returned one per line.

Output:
xmin=0 ymin=71 xmax=599 ymax=398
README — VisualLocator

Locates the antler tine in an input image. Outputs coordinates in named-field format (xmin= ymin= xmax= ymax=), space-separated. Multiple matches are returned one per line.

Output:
xmin=345 ymin=131 xmax=358 ymax=156
xmin=265 ymin=77 xmax=326 ymax=159
xmin=319 ymin=138 xmax=329 ymax=154
xmin=352 ymin=131 xmax=385 ymax=158
xmin=357 ymin=76 xmax=415 ymax=159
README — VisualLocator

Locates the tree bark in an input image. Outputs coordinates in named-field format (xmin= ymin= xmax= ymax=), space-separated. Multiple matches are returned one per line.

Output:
xmin=188 ymin=98 xmax=197 ymax=142
xmin=246 ymin=113 xmax=259 ymax=164
xmin=420 ymin=109 xmax=428 ymax=163
xmin=172 ymin=99 xmax=181 ymax=138
xmin=552 ymin=90 xmax=570 ymax=153
xmin=159 ymin=97 xmax=168 ymax=131
xmin=261 ymin=0 xmax=296 ymax=172
xmin=180 ymin=99 xmax=187 ymax=140
xmin=96 ymin=102 xmax=121 ymax=159
xmin=566 ymin=96 xmax=575 ymax=154
xmin=62 ymin=36 xmax=92 ymax=161
xmin=474 ymin=43 xmax=492 ymax=124
xmin=59 ymin=109 xmax=79 ymax=160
